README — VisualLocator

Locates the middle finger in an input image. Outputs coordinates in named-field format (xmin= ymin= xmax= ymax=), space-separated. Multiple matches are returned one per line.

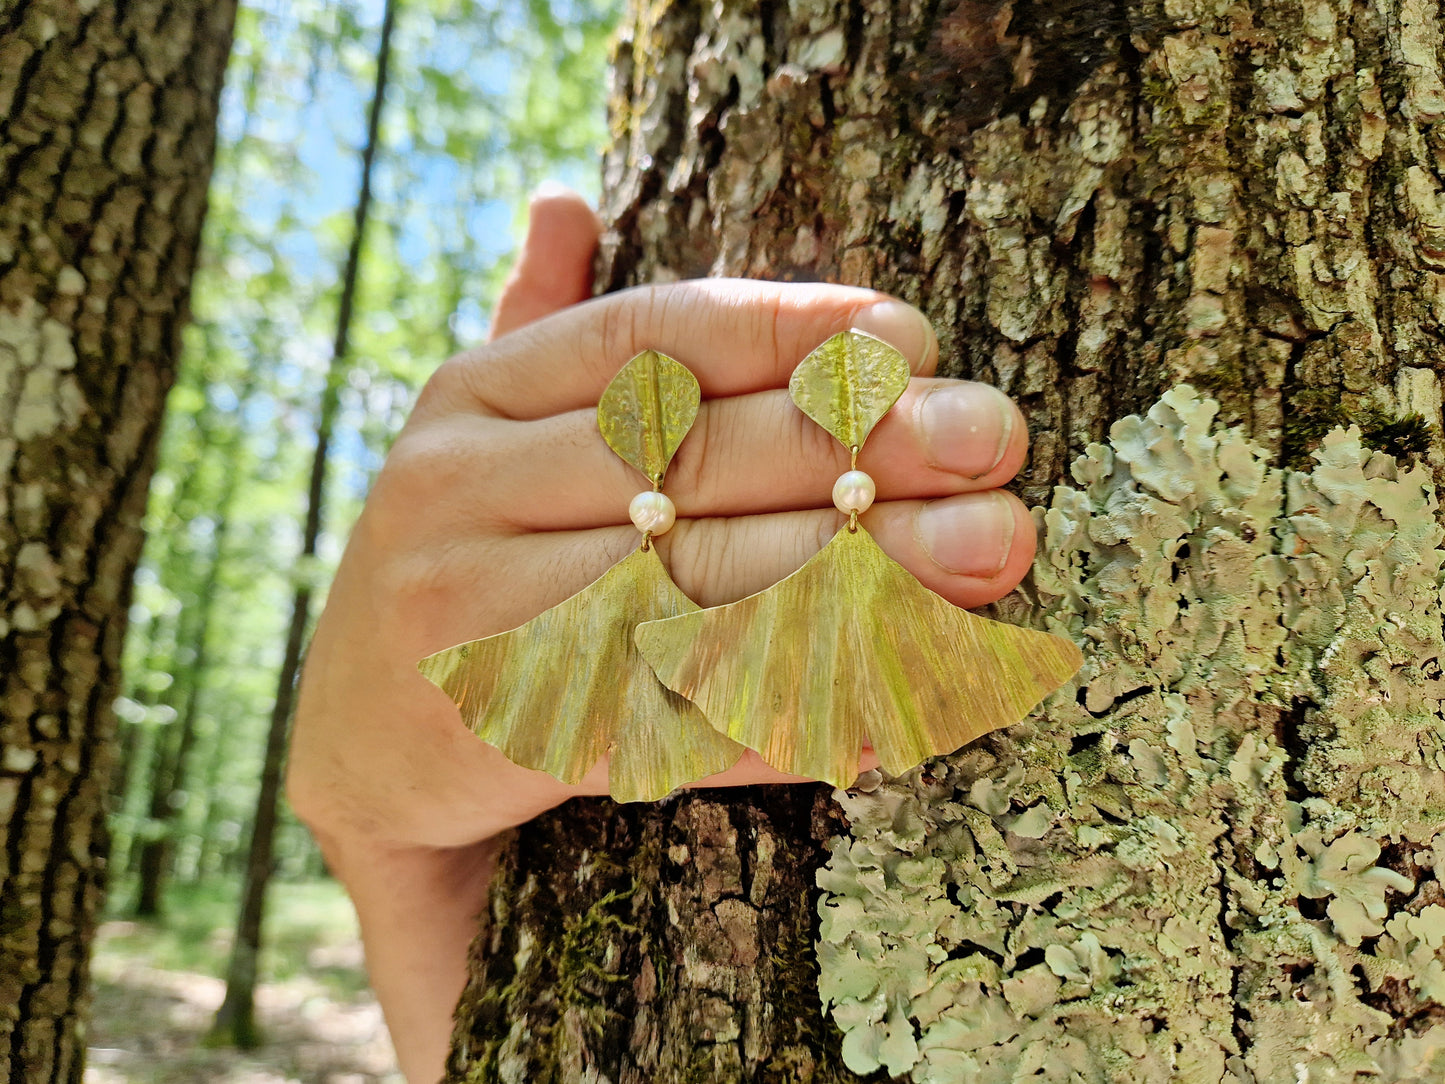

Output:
xmin=459 ymin=378 xmax=1027 ymax=532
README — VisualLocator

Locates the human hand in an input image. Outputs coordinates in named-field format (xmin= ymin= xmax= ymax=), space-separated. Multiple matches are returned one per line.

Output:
xmin=286 ymin=187 xmax=1035 ymax=1082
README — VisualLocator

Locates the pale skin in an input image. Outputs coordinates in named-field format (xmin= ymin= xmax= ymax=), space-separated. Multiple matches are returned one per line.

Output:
xmin=286 ymin=187 xmax=1037 ymax=1083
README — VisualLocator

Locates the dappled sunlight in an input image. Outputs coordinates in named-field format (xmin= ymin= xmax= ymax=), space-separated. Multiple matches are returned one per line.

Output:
xmin=86 ymin=903 xmax=400 ymax=1084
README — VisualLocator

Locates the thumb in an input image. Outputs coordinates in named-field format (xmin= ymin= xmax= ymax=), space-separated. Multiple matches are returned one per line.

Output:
xmin=489 ymin=184 xmax=601 ymax=340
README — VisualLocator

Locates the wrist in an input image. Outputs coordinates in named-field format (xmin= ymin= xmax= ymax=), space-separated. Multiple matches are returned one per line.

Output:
xmin=322 ymin=837 xmax=505 ymax=1084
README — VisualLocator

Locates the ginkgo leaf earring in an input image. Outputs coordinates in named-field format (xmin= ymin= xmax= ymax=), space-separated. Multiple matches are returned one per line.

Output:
xmin=634 ymin=330 xmax=1083 ymax=790
xmin=418 ymin=350 xmax=745 ymax=803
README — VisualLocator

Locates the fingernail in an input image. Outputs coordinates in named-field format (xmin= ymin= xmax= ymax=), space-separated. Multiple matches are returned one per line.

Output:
xmin=919 ymin=382 xmax=1015 ymax=479
xmin=531 ymin=179 xmax=575 ymax=202
xmin=915 ymin=492 xmax=1015 ymax=578
xmin=850 ymin=299 xmax=937 ymax=371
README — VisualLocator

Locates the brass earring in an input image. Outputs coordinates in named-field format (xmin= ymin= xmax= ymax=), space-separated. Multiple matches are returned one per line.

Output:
xmin=418 ymin=350 xmax=744 ymax=802
xmin=634 ymin=330 xmax=1083 ymax=789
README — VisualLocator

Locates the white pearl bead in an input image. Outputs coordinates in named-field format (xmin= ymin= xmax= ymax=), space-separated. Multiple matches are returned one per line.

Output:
xmin=832 ymin=470 xmax=876 ymax=515
xmin=629 ymin=490 xmax=676 ymax=536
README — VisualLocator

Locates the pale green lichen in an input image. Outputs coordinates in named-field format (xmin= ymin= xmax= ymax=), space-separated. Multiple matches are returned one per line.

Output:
xmin=818 ymin=386 xmax=1445 ymax=1082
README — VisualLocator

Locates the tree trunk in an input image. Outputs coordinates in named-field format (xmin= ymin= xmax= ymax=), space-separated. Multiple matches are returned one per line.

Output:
xmin=129 ymin=382 xmax=220 ymax=912
xmin=211 ymin=0 xmax=398 ymax=1047
xmin=134 ymin=363 xmax=259 ymax=917
xmin=0 ymin=2 xmax=236 ymax=1081
xmin=449 ymin=0 xmax=1445 ymax=1081
xmin=192 ymin=648 xmax=259 ymax=882
xmin=131 ymin=468 xmax=231 ymax=916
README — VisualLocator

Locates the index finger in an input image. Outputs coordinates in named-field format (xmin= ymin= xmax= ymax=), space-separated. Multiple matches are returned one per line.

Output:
xmin=425 ymin=279 xmax=939 ymax=421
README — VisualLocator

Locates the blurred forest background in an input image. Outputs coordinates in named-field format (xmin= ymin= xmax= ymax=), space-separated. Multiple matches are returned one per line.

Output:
xmin=91 ymin=1 xmax=620 ymax=1079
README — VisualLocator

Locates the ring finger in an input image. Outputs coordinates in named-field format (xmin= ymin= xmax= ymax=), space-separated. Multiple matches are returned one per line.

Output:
xmin=408 ymin=379 xmax=1027 ymax=534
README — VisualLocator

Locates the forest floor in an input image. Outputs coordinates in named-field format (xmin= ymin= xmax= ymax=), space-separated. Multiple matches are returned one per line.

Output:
xmin=85 ymin=880 xmax=401 ymax=1084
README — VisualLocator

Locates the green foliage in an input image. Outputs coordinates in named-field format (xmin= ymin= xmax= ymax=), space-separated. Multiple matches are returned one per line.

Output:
xmin=112 ymin=0 xmax=622 ymax=929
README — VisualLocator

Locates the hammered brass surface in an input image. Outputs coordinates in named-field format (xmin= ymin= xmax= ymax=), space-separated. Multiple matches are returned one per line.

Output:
xmin=419 ymin=546 xmax=744 ymax=802
xmin=788 ymin=330 xmax=911 ymax=452
xmin=597 ymin=349 xmax=701 ymax=486
xmin=634 ymin=526 xmax=1083 ymax=789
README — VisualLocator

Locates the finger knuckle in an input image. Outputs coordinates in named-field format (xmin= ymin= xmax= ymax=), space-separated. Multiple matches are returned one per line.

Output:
xmin=420 ymin=347 xmax=522 ymax=419
xmin=595 ymin=287 xmax=651 ymax=363
xmin=372 ymin=545 xmax=465 ymax=624
xmin=417 ymin=354 xmax=474 ymax=413
xmin=367 ymin=426 xmax=503 ymax=542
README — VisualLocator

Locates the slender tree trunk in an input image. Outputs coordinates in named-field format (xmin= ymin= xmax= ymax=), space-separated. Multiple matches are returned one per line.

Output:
xmin=109 ymin=585 xmax=181 ymax=815
xmin=0 ymin=2 xmax=236 ymax=1080
xmin=132 ymin=500 xmax=235 ymax=915
xmin=109 ymin=558 xmax=188 ymax=879
xmin=449 ymin=1 xmax=1445 ymax=1081
xmin=134 ymin=365 xmax=259 ymax=917
xmin=128 ymin=382 xmax=221 ymax=908
xmin=192 ymin=648 xmax=260 ymax=883
xmin=130 ymin=67 xmax=266 ymax=902
xmin=210 ymin=0 xmax=399 ymax=1047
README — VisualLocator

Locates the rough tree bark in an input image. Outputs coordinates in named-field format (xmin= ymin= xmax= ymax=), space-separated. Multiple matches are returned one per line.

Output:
xmin=0 ymin=2 xmax=236 ymax=1080
xmin=448 ymin=1 xmax=1445 ymax=1081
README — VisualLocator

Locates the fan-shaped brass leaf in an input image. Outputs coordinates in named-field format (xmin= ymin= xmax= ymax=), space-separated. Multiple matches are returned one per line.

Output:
xmin=634 ymin=526 xmax=1083 ymax=789
xmin=597 ymin=350 xmax=701 ymax=486
xmin=419 ymin=545 xmax=744 ymax=802
xmin=788 ymin=330 xmax=911 ymax=452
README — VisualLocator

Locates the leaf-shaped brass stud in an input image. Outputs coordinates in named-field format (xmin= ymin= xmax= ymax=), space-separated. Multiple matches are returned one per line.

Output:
xmin=419 ymin=546 xmax=744 ymax=803
xmin=598 ymin=349 xmax=701 ymax=487
xmin=788 ymin=330 xmax=911 ymax=452
xmin=634 ymin=526 xmax=1083 ymax=789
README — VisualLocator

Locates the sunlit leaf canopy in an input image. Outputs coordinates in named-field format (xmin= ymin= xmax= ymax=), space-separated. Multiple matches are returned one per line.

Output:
xmin=113 ymin=0 xmax=622 ymax=892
